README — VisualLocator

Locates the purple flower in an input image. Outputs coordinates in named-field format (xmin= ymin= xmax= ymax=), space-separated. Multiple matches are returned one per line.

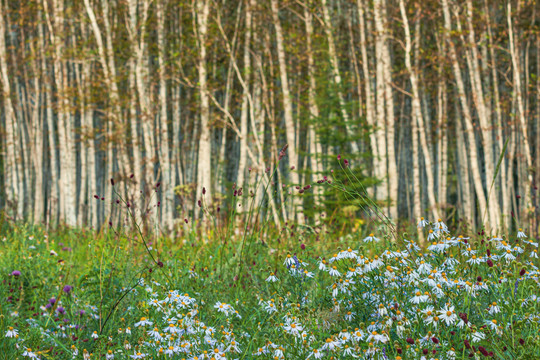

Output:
xmin=11 ymin=271 xmax=21 ymax=277
xmin=63 ymin=285 xmax=73 ymax=294
xmin=49 ymin=298 xmax=56 ymax=305
xmin=45 ymin=303 xmax=52 ymax=309
xmin=56 ymin=307 xmax=65 ymax=315
xmin=79 ymin=310 xmax=85 ymax=316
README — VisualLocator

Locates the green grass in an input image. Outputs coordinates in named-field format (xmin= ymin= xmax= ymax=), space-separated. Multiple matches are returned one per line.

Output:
xmin=1 ymin=165 xmax=539 ymax=359
xmin=1 ymin=216 xmax=539 ymax=359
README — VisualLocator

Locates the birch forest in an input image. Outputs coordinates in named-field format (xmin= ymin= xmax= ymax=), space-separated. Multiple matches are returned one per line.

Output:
xmin=0 ymin=0 xmax=539 ymax=234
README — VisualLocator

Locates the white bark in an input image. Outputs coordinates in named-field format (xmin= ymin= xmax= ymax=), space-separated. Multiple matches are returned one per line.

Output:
xmin=304 ymin=2 xmax=323 ymax=208
xmin=399 ymin=0 xmax=439 ymax=220
xmin=270 ymin=0 xmax=302 ymax=222
xmin=508 ymin=2 xmax=533 ymax=213
xmin=442 ymin=0 xmax=488 ymax=229
xmin=0 ymin=0 xmax=20 ymax=218
xmin=156 ymin=0 xmax=174 ymax=231
xmin=195 ymin=0 xmax=212 ymax=212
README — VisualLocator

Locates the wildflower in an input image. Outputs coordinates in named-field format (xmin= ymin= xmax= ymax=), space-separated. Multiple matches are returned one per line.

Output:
xmin=283 ymin=254 xmax=295 ymax=267
xmin=5 ymin=327 xmax=18 ymax=338
xmin=328 ymin=266 xmax=341 ymax=277
xmin=438 ymin=305 xmax=458 ymax=326
xmin=485 ymin=319 xmax=499 ymax=331
xmin=461 ymin=247 xmax=477 ymax=257
xmin=367 ymin=330 xmax=389 ymax=344
xmin=129 ymin=352 xmax=146 ymax=359
xmin=22 ymin=348 xmax=38 ymax=359
xmin=307 ymin=348 xmax=324 ymax=359
xmin=434 ymin=218 xmax=448 ymax=232
xmin=91 ymin=331 xmax=98 ymax=339
xmin=471 ymin=330 xmax=486 ymax=343
xmin=517 ymin=228 xmax=527 ymax=238
xmin=11 ymin=270 xmax=21 ymax=277
xmin=410 ymin=291 xmax=430 ymax=304
xmin=502 ymin=250 xmax=517 ymax=262
xmin=466 ymin=255 xmax=483 ymax=265
xmin=134 ymin=317 xmax=153 ymax=327
xmin=63 ymin=285 xmax=73 ymax=293
xmin=417 ymin=217 xmax=429 ymax=228
xmin=488 ymin=302 xmax=500 ymax=315
xmin=164 ymin=346 xmax=177 ymax=356
xmin=106 ymin=350 xmax=114 ymax=360
xmin=283 ymin=322 xmax=303 ymax=336
xmin=321 ymin=337 xmax=341 ymax=351
xmin=363 ymin=233 xmax=380 ymax=243
xmin=530 ymin=250 xmax=538 ymax=259
xmin=525 ymin=239 xmax=539 ymax=247
xmin=265 ymin=273 xmax=279 ymax=282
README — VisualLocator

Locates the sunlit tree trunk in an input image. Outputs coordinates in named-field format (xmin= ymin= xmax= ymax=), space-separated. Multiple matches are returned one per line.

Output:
xmin=463 ymin=0 xmax=500 ymax=230
xmin=304 ymin=1 xmax=323 ymax=208
xmin=270 ymin=0 xmax=302 ymax=222
xmin=236 ymin=0 xmax=253 ymax=210
xmin=0 ymin=0 xmax=20 ymax=219
xmin=400 ymin=0 xmax=439 ymax=221
xmin=357 ymin=0 xmax=378 ymax=200
xmin=45 ymin=0 xmax=77 ymax=226
xmin=507 ymin=2 xmax=533 ymax=218
xmin=195 ymin=0 xmax=212 ymax=215
xmin=442 ymin=0 xmax=488 ymax=229
xmin=156 ymin=0 xmax=174 ymax=231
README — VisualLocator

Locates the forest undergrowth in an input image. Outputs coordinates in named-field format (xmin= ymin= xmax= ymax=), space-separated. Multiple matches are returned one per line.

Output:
xmin=1 ymin=158 xmax=539 ymax=360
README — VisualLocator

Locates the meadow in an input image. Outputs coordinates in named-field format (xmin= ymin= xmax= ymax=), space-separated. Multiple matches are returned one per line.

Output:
xmin=1 ymin=168 xmax=539 ymax=360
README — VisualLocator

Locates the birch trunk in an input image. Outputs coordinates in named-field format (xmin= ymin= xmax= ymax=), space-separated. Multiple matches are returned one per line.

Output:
xmin=304 ymin=2 xmax=323 ymax=208
xmin=270 ymin=0 xmax=302 ymax=222
xmin=456 ymin=107 xmax=473 ymax=224
xmin=156 ymin=0 xmax=174 ymax=230
xmin=379 ymin=0 xmax=398 ymax=220
xmin=195 ymin=0 xmax=212 ymax=214
xmin=442 ymin=0 xmax=488 ymax=229
xmin=484 ymin=0 xmax=509 ymax=229
xmin=372 ymin=0 xmax=389 ymax=212
xmin=45 ymin=0 xmax=77 ymax=226
xmin=399 ymin=0 xmax=439 ymax=220
xmin=464 ymin=0 xmax=500 ymax=230
xmin=0 ymin=0 xmax=20 ymax=218
xmin=236 ymin=0 xmax=253 ymax=209
xmin=508 ymin=2 xmax=533 ymax=217
xmin=357 ymin=0 xmax=378 ymax=200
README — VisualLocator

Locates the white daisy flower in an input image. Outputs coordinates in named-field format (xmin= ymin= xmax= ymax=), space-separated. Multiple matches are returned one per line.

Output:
xmin=417 ymin=217 xmax=429 ymax=228
xmin=265 ymin=272 xmax=279 ymax=282
xmin=134 ymin=317 xmax=153 ymax=327
xmin=283 ymin=322 xmax=303 ymax=336
xmin=488 ymin=302 xmax=501 ymax=315
xmin=410 ymin=291 xmax=430 ymax=304
xmin=5 ymin=327 xmax=18 ymax=338
xmin=129 ymin=352 xmax=146 ymax=359
xmin=363 ymin=233 xmax=380 ymax=243
xmin=471 ymin=331 xmax=485 ymax=343
xmin=328 ymin=266 xmax=341 ymax=277
xmin=438 ymin=305 xmax=458 ymax=326
xmin=517 ymin=228 xmax=527 ymax=238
